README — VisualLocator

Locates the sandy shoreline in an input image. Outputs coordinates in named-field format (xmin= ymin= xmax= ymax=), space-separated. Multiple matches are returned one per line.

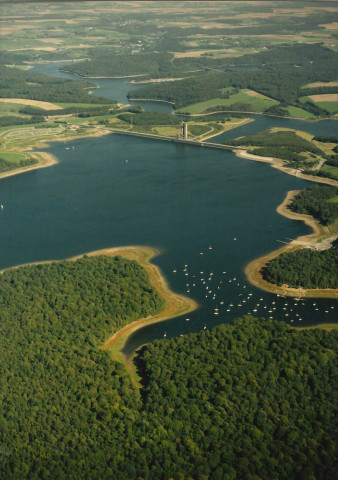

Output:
xmin=0 ymin=151 xmax=59 ymax=179
xmin=245 ymin=190 xmax=338 ymax=298
xmin=235 ymin=149 xmax=338 ymax=187
xmin=97 ymin=246 xmax=198 ymax=358
xmin=0 ymin=127 xmax=111 ymax=180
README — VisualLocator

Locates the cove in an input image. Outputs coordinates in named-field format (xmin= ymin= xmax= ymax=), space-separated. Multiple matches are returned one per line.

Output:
xmin=31 ymin=62 xmax=338 ymax=139
xmin=30 ymin=62 xmax=174 ymax=113
xmin=0 ymin=133 xmax=337 ymax=357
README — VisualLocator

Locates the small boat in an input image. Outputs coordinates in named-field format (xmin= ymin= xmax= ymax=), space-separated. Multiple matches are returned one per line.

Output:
xmin=0 ymin=204 xmax=3 ymax=210
xmin=163 ymin=332 xmax=167 ymax=337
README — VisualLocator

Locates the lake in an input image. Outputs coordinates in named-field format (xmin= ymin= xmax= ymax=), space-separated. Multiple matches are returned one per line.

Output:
xmin=2 ymin=63 xmax=336 ymax=355
xmin=0 ymin=132 xmax=337 ymax=356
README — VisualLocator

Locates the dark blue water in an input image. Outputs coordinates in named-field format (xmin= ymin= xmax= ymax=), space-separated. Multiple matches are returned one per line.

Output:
xmin=0 ymin=134 xmax=336 ymax=356
xmin=30 ymin=62 xmax=173 ymax=113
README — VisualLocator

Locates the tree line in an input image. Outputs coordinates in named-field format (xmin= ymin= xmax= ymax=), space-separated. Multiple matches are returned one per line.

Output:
xmin=262 ymin=240 xmax=338 ymax=289
xmin=1 ymin=259 xmax=336 ymax=480
xmin=0 ymin=66 xmax=110 ymax=104
xmin=0 ymin=156 xmax=37 ymax=173
xmin=289 ymin=185 xmax=338 ymax=226
xmin=225 ymin=130 xmax=324 ymax=169
xmin=127 ymin=45 xmax=337 ymax=114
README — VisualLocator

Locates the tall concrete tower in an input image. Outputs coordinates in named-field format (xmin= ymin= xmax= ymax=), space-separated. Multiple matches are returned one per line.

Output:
xmin=181 ymin=122 xmax=188 ymax=139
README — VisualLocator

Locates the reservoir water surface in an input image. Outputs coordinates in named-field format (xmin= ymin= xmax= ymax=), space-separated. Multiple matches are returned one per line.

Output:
xmin=1 ymin=63 xmax=336 ymax=354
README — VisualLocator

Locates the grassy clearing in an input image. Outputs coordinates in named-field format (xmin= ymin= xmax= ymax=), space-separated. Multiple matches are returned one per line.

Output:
xmin=0 ymin=152 xmax=28 ymax=163
xmin=302 ymin=81 xmax=338 ymax=88
xmin=286 ymin=106 xmax=314 ymax=119
xmin=177 ymin=89 xmax=278 ymax=114
xmin=299 ymin=96 xmax=338 ymax=114
xmin=320 ymin=164 xmax=338 ymax=181
xmin=314 ymin=102 xmax=338 ymax=114
xmin=151 ymin=126 xmax=181 ymax=137
xmin=0 ymin=102 xmax=25 ymax=114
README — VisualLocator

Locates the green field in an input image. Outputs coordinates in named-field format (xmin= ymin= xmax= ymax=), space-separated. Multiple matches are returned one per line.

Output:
xmin=286 ymin=105 xmax=315 ymax=119
xmin=0 ymin=102 xmax=26 ymax=114
xmin=0 ymin=152 xmax=28 ymax=163
xmin=320 ymin=164 xmax=338 ymax=181
xmin=315 ymin=102 xmax=338 ymax=114
xmin=299 ymin=96 xmax=338 ymax=115
xmin=177 ymin=89 xmax=279 ymax=114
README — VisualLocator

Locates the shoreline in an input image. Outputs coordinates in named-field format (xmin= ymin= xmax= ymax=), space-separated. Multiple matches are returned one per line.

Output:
xmin=245 ymin=190 xmax=338 ymax=298
xmin=97 ymin=246 xmax=198 ymax=359
xmin=174 ymin=110 xmax=337 ymax=122
xmin=235 ymin=149 xmax=338 ymax=187
xmin=60 ymin=69 xmax=149 ymax=80
xmin=0 ymin=127 xmax=111 ymax=180
xmin=127 ymin=97 xmax=175 ymax=106
xmin=0 ymin=151 xmax=59 ymax=179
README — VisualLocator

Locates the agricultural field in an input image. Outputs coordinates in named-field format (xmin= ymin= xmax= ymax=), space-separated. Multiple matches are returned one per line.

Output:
xmin=299 ymin=94 xmax=338 ymax=115
xmin=176 ymin=89 xmax=279 ymax=115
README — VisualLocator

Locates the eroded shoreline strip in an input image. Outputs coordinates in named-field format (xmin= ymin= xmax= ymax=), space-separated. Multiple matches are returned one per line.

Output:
xmin=245 ymin=190 xmax=338 ymax=298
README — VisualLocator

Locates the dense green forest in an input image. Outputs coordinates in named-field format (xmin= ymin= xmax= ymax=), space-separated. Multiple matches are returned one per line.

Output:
xmin=225 ymin=130 xmax=323 ymax=168
xmin=128 ymin=45 xmax=337 ymax=114
xmin=289 ymin=186 xmax=338 ymax=226
xmin=18 ymin=105 xmax=116 ymax=118
xmin=262 ymin=186 xmax=338 ymax=290
xmin=62 ymin=52 xmax=228 ymax=79
xmin=0 ymin=66 xmax=110 ymax=104
xmin=63 ymin=44 xmax=331 ymax=80
xmin=262 ymin=240 xmax=338 ymax=289
xmin=0 ymin=257 xmax=336 ymax=480
xmin=0 ymin=115 xmax=44 ymax=127
xmin=0 ymin=156 xmax=37 ymax=173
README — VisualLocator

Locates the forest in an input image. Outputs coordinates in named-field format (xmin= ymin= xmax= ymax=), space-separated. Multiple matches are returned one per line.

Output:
xmin=128 ymin=45 xmax=337 ymax=115
xmin=262 ymin=240 xmax=338 ymax=289
xmin=63 ymin=51 xmax=229 ymax=79
xmin=225 ymin=130 xmax=323 ymax=168
xmin=262 ymin=186 xmax=338 ymax=290
xmin=0 ymin=254 xmax=336 ymax=480
xmin=289 ymin=185 xmax=338 ymax=226
xmin=0 ymin=66 xmax=109 ymax=104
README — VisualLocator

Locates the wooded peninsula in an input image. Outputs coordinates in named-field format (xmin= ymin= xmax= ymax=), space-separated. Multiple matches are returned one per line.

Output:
xmin=0 ymin=252 xmax=336 ymax=479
